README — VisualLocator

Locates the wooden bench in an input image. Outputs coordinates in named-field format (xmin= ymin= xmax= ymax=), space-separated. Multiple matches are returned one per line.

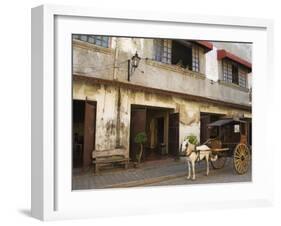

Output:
xmin=92 ymin=148 xmax=129 ymax=174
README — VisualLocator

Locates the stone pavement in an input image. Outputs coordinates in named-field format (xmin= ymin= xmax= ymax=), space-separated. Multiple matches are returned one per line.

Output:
xmin=72 ymin=157 xmax=251 ymax=190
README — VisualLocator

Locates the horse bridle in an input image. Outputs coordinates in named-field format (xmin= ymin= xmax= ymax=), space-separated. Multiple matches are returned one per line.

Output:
xmin=180 ymin=142 xmax=201 ymax=160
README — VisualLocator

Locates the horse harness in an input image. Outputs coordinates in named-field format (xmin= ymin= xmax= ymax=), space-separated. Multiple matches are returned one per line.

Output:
xmin=181 ymin=144 xmax=201 ymax=162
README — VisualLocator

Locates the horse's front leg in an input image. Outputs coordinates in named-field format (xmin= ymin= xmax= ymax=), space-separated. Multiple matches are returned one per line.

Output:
xmin=186 ymin=160 xmax=191 ymax=180
xmin=206 ymin=155 xmax=209 ymax=176
xmin=192 ymin=160 xmax=196 ymax=180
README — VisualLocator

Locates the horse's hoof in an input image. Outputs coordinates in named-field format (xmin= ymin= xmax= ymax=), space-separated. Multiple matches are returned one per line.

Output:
xmin=192 ymin=178 xmax=196 ymax=181
xmin=186 ymin=176 xmax=190 ymax=180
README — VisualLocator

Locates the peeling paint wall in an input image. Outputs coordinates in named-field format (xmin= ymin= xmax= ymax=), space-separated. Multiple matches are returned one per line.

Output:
xmin=73 ymin=81 xmax=119 ymax=152
xmin=73 ymin=80 xmax=251 ymax=155
xmin=73 ymin=38 xmax=251 ymax=107
xmin=72 ymin=37 xmax=252 ymax=156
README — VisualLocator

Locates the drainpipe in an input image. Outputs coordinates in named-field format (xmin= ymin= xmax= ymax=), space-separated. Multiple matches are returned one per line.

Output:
xmin=113 ymin=38 xmax=121 ymax=148
xmin=113 ymin=38 xmax=120 ymax=80
xmin=116 ymin=86 xmax=121 ymax=148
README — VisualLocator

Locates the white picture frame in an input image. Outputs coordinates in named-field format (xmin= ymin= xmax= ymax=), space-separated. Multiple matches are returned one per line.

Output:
xmin=31 ymin=4 xmax=274 ymax=221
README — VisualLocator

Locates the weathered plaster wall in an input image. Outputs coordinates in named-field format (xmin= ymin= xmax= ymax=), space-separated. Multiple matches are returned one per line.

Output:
xmin=73 ymin=80 xmax=120 ymax=152
xmin=73 ymin=38 xmax=251 ymax=107
xmin=112 ymin=37 xmax=154 ymax=59
xmin=72 ymin=37 xmax=252 ymax=155
xmin=73 ymin=80 xmax=251 ymax=155
xmin=73 ymin=40 xmax=114 ymax=79
xmin=131 ymin=61 xmax=250 ymax=106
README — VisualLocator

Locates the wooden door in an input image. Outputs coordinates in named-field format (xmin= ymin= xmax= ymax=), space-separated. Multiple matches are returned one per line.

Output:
xmin=83 ymin=101 xmax=96 ymax=169
xmin=130 ymin=108 xmax=146 ymax=162
xmin=248 ymin=121 xmax=252 ymax=146
xmin=200 ymin=115 xmax=210 ymax=144
xmin=168 ymin=113 xmax=179 ymax=156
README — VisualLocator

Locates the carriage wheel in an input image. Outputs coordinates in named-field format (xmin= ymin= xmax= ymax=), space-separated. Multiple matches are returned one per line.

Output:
xmin=211 ymin=156 xmax=227 ymax=169
xmin=233 ymin=143 xmax=250 ymax=174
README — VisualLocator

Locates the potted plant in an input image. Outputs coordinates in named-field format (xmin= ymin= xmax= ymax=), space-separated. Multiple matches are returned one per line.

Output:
xmin=134 ymin=132 xmax=147 ymax=166
xmin=185 ymin=134 xmax=198 ymax=145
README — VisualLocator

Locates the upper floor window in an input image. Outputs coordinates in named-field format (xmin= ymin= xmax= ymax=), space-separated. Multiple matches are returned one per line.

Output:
xmin=222 ymin=60 xmax=247 ymax=88
xmin=239 ymin=69 xmax=247 ymax=88
xmin=192 ymin=45 xmax=200 ymax=72
xmin=73 ymin=34 xmax=110 ymax=48
xmin=154 ymin=39 xmax=172 ymax=64
xmin=154 ymin=39 xmax=205 ymax=73
xmin=223 ymin=60 xmax=232 ymax=83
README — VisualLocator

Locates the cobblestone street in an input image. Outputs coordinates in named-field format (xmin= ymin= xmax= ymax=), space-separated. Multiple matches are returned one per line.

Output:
xmin=72 ymin=157 xmax=251 ymax=190
xmin=148 ymin=159 xmax=251 ymax=187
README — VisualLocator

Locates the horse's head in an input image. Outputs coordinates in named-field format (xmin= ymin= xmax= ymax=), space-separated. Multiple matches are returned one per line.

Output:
xmin=181 ymin=139 xmax=195 ymax=155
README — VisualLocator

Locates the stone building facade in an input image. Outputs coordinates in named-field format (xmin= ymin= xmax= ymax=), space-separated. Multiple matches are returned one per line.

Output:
xmin=72 ymin=35 xmax=252 ymax=168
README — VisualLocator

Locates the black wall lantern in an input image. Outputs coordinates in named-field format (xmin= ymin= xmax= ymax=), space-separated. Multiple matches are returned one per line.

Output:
xmin=128 ymin=52 xmax=141 ymax=81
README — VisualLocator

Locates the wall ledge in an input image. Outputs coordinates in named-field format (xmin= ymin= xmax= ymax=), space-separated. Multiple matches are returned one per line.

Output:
xmin=73 ymin=39 xmax=114 ymax=55
xmin=218 ymin=80 xmax=249 ymax=92
xmin=145 ymin=59 xmax=206 ymax=80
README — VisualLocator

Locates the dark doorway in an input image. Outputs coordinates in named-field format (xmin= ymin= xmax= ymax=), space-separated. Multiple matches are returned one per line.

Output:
xmin=168 ymin=113 xmax=180 ymax=156
xmin=73 ymin=100 xmax=85 ymax=168
xmin=157 ymin=117 xmax=164 ymax=144
xmin=130 ymin=107 xmax=147 ymax=162
xmin=130 ymin=105 xmax=175 ymax=162
xmin=72 ymin=100 xmax=96 ymax=169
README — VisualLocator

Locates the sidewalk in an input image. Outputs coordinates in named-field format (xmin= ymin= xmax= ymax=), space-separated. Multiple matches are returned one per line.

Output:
xmin=72 ymin=158 xmax=208 ymax=189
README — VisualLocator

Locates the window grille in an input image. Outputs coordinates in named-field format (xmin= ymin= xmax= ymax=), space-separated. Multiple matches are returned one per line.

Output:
xmin=192 ymin=45 xmax=200 ymax=72
xmin=154 ymin=39 xmax=172 ymax=64
xmin=222 ymin=60 xmax=248 ymax=88
xmin=239 ymin=69 xmax=247 ymax=88
xmin=73 ymin=35 xmax=110 ymax=48
xmin=223 ymin=60 xmax=232 ymax=83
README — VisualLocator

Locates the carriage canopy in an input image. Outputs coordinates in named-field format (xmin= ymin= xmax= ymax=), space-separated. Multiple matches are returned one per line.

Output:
xmin=207 ymin=118 xmax=246 ymax=127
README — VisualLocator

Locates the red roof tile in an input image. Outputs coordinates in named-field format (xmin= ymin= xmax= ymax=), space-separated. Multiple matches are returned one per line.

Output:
xmin=217 ymin=49 xmax=252 ymax=69
xmin=194 ymin=41 xmax=213 ymax=52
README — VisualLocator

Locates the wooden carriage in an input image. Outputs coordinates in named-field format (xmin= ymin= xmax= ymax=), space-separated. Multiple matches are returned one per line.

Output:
xmin=204 ymin=118 xmax=251 ymax=174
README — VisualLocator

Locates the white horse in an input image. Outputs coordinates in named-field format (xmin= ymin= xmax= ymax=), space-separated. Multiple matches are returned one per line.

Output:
xmin=180 ymin=139 xmax=218 ymax=180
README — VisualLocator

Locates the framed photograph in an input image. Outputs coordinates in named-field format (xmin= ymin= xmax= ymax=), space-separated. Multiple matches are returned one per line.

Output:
xmin=31 ymin=4 xmax=274 ymax=221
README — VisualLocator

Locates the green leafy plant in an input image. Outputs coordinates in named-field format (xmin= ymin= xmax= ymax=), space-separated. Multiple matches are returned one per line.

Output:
xmin=134 ymin=132 xmax=147 ymax=164
xmin=185 ymin=134 xmax=198 ymax=145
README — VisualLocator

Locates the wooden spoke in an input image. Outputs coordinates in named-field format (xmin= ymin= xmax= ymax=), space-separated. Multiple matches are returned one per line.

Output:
xmin=211 ymin=156 xmax=227 ymax=169
xmin=233 ymin=143 xmax=250 ymax=174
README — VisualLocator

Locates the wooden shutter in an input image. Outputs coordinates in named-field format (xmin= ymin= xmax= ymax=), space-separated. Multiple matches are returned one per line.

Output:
xmin=83 ymin=101 xmax=96 ymax=169
xmin=168 ymin=113 xmax=179 ymax=156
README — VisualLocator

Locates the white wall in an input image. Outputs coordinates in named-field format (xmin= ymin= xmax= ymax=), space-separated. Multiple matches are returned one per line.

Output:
xmin=205 ymin=46 xmax=219 ymax=81
xmin=1 ymin=0 xmax=281 ymax=226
